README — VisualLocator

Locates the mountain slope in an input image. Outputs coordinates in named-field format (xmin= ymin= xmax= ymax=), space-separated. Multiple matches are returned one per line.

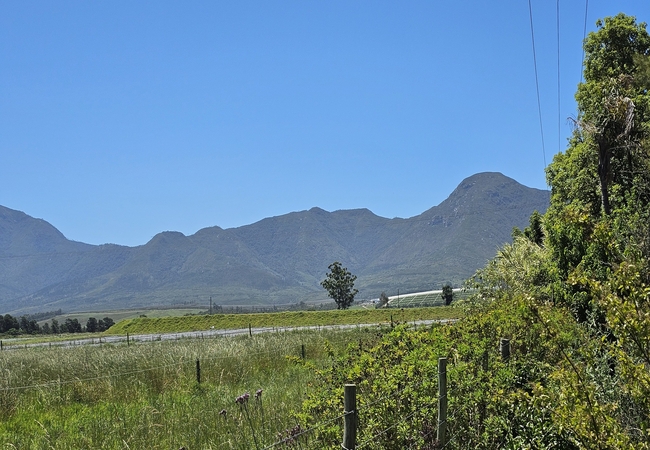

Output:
xmin=0 ymin=172 xmax=549 ymax=314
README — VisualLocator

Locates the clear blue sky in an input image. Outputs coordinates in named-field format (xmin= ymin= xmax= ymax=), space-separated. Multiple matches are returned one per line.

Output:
xmin=1 ymin=1 xmax=647 ymax=247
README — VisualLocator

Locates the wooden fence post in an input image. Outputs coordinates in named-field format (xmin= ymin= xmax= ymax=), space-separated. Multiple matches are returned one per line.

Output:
xmin=301 ymin=344 xmax=306 ymax=360
xmin=196 ymin=359 xmax=201 ymax=384
xmin=500 ymin=338 xmax=510 ymax=361
xmin=0 ymin=340 xmax=2 ymax=350
xmin=437 ymin=357 xmax=448 ymax=446
xmin=343 ymin=384 xmax=357 ymax=450
xmin=249 ymin=323 xmax=252 ymax=337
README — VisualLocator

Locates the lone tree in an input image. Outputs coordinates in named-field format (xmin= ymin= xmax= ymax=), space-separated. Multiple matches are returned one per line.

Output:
xmin=376 ymin=292 xmax=390 ymax=309
xmin=321 ymin=262 xmax=358 ymax=310
xmin=441 ymin=284 xmax=454 ymax=306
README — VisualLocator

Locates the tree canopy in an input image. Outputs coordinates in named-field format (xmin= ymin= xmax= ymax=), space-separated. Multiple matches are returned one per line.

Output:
xmin=468 ymin=13 xmax=650 ymax=446
xmin=441 ymin=284 xmax=454 ymax=306
xmin=321 ymin=262 xmax=358 ymax=310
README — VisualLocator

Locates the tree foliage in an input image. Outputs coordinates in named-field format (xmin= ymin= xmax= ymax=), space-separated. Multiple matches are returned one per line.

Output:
xmin=320 ymin=262 xmax=358 ymax=310
xmin=441 ymin=284 xmax=454 ymax=305
xmin=305 ymin=28 xmax=650 ymax=442
xmin=545 ymin=13 xmax=650 ymax=320
xmin=450 ymin=14 xmax=650 ymax=447
xmin=376 ymin=292 xmax=390 ymax=309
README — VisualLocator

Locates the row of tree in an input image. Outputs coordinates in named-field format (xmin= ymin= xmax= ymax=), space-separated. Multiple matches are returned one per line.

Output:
xmin=0 ymin=313 xmax=114 ymax=335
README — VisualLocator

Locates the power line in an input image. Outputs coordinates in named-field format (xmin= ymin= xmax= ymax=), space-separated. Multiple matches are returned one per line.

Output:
xmin=528 ymin=0 xmax=547 ymax=170
xmin=557 ymin=0 xmax=561 ymax=155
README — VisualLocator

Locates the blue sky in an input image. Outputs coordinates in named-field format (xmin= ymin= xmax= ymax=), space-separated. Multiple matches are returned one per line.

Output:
xmin=1 ymin=1 xmax=647 ymax=247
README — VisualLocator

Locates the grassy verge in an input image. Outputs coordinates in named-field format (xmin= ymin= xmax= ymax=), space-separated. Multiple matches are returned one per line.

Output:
xmin=0 ymin=327 xmax=379 ymax=449
xmin=107 ymin=306 xmax=461 ymax=335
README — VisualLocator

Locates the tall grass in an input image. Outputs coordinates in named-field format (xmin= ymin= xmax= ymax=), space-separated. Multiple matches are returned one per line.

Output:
xmin=0 ymin=327 xmax=379 ymax=449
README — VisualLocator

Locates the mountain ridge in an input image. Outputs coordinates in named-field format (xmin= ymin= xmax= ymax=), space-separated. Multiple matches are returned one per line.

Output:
xmin=0 ymin=172 xmax=549 ymax=314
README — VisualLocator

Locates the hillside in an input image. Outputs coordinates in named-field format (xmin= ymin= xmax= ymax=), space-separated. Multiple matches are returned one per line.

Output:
xmin=0 ymin=172 xmax=549 ymax=314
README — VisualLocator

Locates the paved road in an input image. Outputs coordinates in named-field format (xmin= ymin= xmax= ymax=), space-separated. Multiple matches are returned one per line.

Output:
xmin=0 ymin=319 xmax=455 ymax=351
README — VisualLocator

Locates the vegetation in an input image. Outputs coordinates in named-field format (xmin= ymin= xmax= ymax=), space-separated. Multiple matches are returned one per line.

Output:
xmin=107 ymin=307 xmax=459 ymax=335
xmin=1 ymin=13 xmax=648 ymax=449
xmin=291 ymin=13 xmax=650 ymax=449
xmin=0 ymin=328 xmax=378 ymax=449
xmin=0 ymin=313 xmax=114 ymax=336
xmin=376 ymin=292 xmax=390 ymax=309
xmin=441 ymin=284 xmax=454 ymax=305
xmin=321 ymin=262 xmax=359 ymax=310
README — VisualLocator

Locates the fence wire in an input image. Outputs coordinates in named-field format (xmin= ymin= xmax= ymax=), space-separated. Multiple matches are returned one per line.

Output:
xmin=0 ymin=323 xmax=477 ymax=449
xmin=262 ymin=410 xmax=349 ymax=449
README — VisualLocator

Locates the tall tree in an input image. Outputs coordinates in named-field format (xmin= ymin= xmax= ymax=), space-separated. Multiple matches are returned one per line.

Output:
xmin=321 ymin=262 xmax=358 ymax=310
xmin=574 ymin=14 xmax=650 ymax=216
xmin=546 ymin=14 xmax=650 ymax=283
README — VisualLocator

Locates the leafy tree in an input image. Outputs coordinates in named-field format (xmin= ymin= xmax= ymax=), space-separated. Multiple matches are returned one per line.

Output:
xmin=50 ymin=318 xmax=60 ymax=334
xmin=523 ymin=210 xmax=544 ymax=246
xmin=545 ymin=13 xmax=650 ymax=322
xmin=62 ymin=318 xmax=82 ymax=333
xmin=441 ymin=284 xmax=454 ymax=305
xmin=376 ymin=292 xmax=390 ymax=309
xmin=86 ymin=317 xmax=98 ymax=333
xmin=4 ymin=314 xmax=19 ymax=333
xmin=98 ymin=317 xmax=115 ymax=331
xmin=321 ymin=262 xmax=358 ymax=310
xmin=576 ymin=14 xmax=650 ymax=216
xmin=19 ymin=316 xmax=29 ymax=333
xmin=42 ymin=322 xmax=50 ymax=334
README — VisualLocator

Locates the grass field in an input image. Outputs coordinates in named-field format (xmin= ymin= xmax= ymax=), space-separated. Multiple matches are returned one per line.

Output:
xmin=0 ymin=327 xmax=381 ymax=449
xmin=106 ymin=306 xmax=460 ymax=335
xmin=0 ymin=306 xmax=463 ymax=448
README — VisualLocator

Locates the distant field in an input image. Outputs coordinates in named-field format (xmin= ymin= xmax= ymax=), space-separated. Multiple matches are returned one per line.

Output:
xmin=107 ymin=306 xmax=461 ymax=335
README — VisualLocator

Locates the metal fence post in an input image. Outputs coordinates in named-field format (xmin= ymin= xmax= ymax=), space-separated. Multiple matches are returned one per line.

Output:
xmin=196 ymin=359 xmax=201 ymax=384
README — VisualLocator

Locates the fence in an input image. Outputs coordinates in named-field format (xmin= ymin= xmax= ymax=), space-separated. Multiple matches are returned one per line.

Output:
xmin=258 ymin=338 xmax=512 ymax=449
xmin=0 ymin=320 xmax=513 ymax=449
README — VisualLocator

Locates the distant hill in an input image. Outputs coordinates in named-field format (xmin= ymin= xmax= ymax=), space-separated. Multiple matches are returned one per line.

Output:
xmin=0 ymin=172 xmax=549 ymax=315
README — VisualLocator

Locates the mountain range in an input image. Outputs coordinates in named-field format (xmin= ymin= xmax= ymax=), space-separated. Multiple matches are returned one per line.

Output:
xmin=0 ymin=172 xmax=550 ymax=315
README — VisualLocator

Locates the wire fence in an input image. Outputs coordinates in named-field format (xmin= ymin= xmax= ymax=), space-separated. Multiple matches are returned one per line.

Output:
xmin=0 ymin=321 xmax=507 ymax=449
